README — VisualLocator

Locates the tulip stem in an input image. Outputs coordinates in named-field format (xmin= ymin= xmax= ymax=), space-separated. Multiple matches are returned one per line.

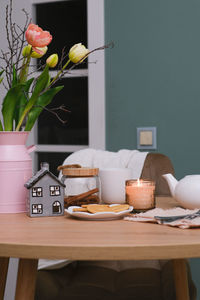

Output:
xmin=49 ymin=59 xmax=71 ymax=86
xmin=19 ymin=54 xmax=31 ymax=83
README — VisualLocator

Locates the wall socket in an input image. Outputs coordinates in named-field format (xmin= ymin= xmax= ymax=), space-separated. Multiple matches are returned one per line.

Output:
xmin=137 ymin=127 xmax=157 ymax=150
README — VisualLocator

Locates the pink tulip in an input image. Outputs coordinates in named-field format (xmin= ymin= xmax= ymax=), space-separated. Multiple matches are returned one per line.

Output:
xmin=25 ymin=24 xmax=52 ymax=48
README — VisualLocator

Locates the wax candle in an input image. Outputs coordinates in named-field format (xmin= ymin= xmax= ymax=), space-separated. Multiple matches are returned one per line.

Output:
xmin=126 ymin=179 xmax=155 ymax=212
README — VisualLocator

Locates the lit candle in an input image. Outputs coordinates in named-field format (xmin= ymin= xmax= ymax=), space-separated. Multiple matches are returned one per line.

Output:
xmin=126 ymin=179 xmax=155 ymax=212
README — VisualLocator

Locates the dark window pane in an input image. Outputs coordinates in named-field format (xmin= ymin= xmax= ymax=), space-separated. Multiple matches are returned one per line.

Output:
xmin=35 ymin=0 xmax=87 ymax=69
xmin=38 ymin=77 xmax=88 ymax=145
xmin=37 ymin=152 xmax=72 ymax=176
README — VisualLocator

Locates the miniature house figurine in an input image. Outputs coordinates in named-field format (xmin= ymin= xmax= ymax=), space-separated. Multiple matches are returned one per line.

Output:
xmin=24 ymin=162 xmax=65 ymax=217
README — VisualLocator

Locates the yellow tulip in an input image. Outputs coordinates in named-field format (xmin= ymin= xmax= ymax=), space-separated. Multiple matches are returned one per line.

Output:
xmin=22 ymin=45 xmax=32 ymax=57
xmin=69 ymin=43 xmax=89 ymax=63
xmin=46 ymin=54 xmax=58 ymax=68
xmin=31 ymin=46 xmax=48 ymax=58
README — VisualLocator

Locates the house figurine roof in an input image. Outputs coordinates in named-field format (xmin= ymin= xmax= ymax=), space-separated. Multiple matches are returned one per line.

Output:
xmin=24 ymin=162 xmax=65 ymax=189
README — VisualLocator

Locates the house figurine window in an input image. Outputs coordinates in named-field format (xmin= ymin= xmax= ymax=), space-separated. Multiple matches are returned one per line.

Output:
xmin=32 ymin=204 xmax=43 ymax=214
xmin=52 ymin=201 xmax=62 ymax=214
xmin=50 ymin=185 xmax=60 ymax=196
xmin=32 ymin=187 xmax=43 ymax=197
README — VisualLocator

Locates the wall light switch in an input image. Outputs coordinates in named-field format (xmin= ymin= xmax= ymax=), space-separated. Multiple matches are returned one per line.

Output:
xmin=137 ymin=127 xmax=157 ymax=150
xmin=140 ymin=131 xmax=153 ymax=145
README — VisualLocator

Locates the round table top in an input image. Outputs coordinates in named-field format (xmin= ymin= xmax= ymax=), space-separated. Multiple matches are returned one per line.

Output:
xmin=0 ymin=197 xmax=200 ymax=260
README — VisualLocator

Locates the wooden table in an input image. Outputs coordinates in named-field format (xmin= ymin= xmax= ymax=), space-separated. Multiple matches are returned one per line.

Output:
xmin=0 ymin=197 xmax=199 ymax=300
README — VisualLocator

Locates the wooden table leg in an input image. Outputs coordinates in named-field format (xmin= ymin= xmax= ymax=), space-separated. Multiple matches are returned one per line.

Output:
xmin=173 ymin=259 xmax=190 ymax=300
xmin=0 ymin=257 xmax=9 ymax=300
xmin=15 ymin=258 xmax=38 ymax=300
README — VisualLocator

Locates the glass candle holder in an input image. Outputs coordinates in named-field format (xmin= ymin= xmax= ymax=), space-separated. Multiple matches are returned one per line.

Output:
xmin=126 ymin=179 xmax=155 ymax=212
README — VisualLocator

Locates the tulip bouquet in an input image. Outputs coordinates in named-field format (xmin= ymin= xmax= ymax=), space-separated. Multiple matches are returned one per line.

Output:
xmin=0 ymin=2 xmax=109 ymax=132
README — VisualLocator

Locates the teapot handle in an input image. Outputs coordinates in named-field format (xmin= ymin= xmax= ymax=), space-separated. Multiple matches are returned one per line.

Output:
xmin=27 ymin=145 xmax=36 ymax=154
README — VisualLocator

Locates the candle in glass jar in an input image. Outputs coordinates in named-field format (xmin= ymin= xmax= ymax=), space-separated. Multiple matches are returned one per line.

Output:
xmin=126 ymin=179 xmax=155 ymax=212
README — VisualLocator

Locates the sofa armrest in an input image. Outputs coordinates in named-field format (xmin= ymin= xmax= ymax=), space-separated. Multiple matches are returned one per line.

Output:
xmin=140 ymin=153 xmax=175 ymax=196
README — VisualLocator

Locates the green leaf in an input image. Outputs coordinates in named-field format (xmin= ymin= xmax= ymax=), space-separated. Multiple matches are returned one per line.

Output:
xmin=16 ymin=66 xmax=49 ymax=131
xmin=25 ymin=85 xmax=64 ymax=131
xmin=30 ymin=65 xmax=49 ymax=102
xmin=0 ymin=119 xmax=3 ymax=131
xmin=2 ymin=84 xmax=25 ymax=131
xmin=14 ymin=78 xmax=34 ymax=128
xmin=0 ymin=70 xmax=4 ymax=77
xmin=46 ymin=73 xmax=51 ymax=89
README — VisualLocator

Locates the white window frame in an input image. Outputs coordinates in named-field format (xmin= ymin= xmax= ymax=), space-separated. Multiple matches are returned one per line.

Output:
xmin=26 ymin=0 xmax=105 ymax=171
xmin=0 ymin=0 xmax=105 ymax=168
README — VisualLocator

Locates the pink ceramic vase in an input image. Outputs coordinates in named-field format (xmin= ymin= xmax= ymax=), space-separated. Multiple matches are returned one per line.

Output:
xmin=0 ymin=131 xmax=35 ymax=213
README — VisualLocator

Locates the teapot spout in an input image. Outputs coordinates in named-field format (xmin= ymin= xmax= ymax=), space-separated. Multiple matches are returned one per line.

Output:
xmin=162 ymin=173 xmax=178 ymax=197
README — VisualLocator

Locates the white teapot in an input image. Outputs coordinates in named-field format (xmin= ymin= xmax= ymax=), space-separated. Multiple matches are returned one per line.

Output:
xmin=163 ymin=173 xmax=200 ymax=209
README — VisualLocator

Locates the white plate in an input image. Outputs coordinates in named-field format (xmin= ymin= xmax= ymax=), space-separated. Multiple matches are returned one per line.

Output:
xmin=65 ymin=204 xmax=134 ymax=220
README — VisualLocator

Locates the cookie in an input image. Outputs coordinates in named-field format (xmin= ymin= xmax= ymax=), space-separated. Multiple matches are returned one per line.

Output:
xmin=110 ymin=204 xmax=130 ymax=212
xmin=73 ymin=207 xmax=88 ymax=212
xmin=86 ymin=204 xmax=130 ymax=214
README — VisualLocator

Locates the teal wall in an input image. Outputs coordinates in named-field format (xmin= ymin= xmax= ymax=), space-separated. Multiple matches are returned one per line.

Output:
xmin=105 ymin=0 xmax=200 ymax=180
xmin=104 ymin=0 xmax=200 ymax=297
